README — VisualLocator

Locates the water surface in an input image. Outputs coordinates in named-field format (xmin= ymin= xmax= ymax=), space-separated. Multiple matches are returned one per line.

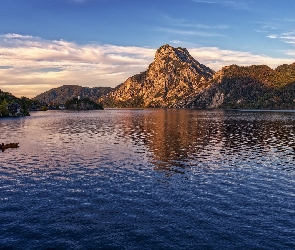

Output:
xmin=0 ymin=109 xmax=295 ymax=249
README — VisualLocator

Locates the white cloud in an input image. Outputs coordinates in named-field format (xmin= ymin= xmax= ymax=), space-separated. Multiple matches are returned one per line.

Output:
xmin=189 ymin=47 xmax=294 ymax=70
xmin=158 ymin=27 xmax=225 ymax=37
xmin=69 ymin=0 xmax=107 ymax=3
xmin=161 ymin=15 xmax=229 ymax=30
xmin=0 ymin=33 xmax=294 ymax=98
xmin=191 ymin=0 xmax=250 ymax=10
xmin=267 ymin=35 xmax=278 ymax=39
xmin=0 ymin=34 xmax=154 ymax=97
xmin=263 ymin=30 xmax=295 ymax=47
xmin=284 ymin=50 xmax=295 ymax=56
xmin=70 ymin=0 xmax=90 ymax=3
xmin=280 ymin=31 xmax=295 ymax=45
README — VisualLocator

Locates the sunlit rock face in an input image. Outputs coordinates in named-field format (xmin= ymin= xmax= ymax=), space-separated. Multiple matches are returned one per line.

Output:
xmin=102 ymin=45 xmax=295 ymax=109
xmin=103 ymin=44 xmax=215 ymax=108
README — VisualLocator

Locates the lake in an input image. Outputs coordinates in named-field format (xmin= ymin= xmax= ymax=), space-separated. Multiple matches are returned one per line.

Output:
xmin=0 ymin=109 xmax=295 ymax=249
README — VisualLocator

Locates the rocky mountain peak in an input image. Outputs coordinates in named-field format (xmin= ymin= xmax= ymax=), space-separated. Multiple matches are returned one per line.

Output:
xmin=155 ymin=44 xmax=189 ymax=61
xmin=153 ymin=44 xmax=214 ymax=78
xmin=102 ymin=44 xmax=215 ymax=108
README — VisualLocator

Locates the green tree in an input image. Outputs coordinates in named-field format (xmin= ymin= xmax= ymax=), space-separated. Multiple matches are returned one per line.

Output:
xmin=0 ymin=100 xmax=9 ymax=117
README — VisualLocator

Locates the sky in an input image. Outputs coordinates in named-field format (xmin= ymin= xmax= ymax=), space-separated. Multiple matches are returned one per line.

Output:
xmin=0 ymin=0 xmax=295 ymax=98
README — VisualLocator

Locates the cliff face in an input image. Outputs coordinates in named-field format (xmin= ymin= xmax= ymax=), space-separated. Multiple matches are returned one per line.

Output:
xmin=103 ymin=44 xmax=214 ymax=108
xmin=33 ymin=85 xmax=113 ymax=104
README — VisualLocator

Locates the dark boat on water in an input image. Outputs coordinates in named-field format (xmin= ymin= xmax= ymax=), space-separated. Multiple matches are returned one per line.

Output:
xmin=0 ymin=143 xmax=19 ymax=151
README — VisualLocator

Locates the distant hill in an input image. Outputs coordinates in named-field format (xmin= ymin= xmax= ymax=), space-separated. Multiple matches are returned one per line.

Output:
xmin=33 ymin=85 xmax=113 ymax=104
xmin=100 ymin=44 xmax=295 ymax=109
xmin=187 ymin=63 xmax=295 ymax=109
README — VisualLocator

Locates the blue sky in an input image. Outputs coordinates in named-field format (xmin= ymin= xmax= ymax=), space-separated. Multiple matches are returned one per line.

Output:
xmin=0 ymin=0 xmax=295 ymax=97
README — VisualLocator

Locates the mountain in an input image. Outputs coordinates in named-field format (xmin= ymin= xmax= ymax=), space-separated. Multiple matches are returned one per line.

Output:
xmin=187 ymin=63 xmax=295 ymax=109
xmin=101 ymin=44 xmax=295 ymax=109
xmin=33 ymin=85 xmax=113 ymax=104
xmin=32 ymin=45 xmax=295 ymax=110
xmin=102 ymin=44 xmax=214 ymax=108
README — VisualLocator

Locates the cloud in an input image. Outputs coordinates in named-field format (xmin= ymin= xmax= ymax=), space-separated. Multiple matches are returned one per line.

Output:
xmin=0 ymin=33 xmax=294 ymax=98
xmin=70 ymin=0 xmax=91 ymax=3
xmin=255 ymin=21 xmax=295 ymax=48
xmin=280 ymin=31 xmax=295 ymax=45
xmin=189 ymin=47 xmax=294 ymax=70
xmin=0 ymin=34 xmax=155 ymax=97
xmin=253 ymin=22 xmax=278 ymax=34
xmin=262 ymin=30 xmax=295 ymax=47
xmin=157 ymin=27 xmax=225 ymax=37
xmin=69 ymin=0 xmax=107 ymax=4
xmin=284 ymin=50 xmax=295 ymax=56
xmin=267 ymin=35 xmax=278 ymax=39
xmin=191 ymin=0 xmax=250 ymax=10
xmin=161 ymin=15 xmax=229 ymax=30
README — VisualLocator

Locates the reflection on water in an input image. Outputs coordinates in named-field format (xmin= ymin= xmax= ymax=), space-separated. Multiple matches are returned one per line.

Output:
xmin=96 ymin=109 xmax=295 ymax=174
xmin=0 ymin=109 xmax=295 ymax=249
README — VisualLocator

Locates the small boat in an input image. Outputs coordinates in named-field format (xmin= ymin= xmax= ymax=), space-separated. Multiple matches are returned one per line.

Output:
xmin=0 ymin=143 xmax=19 ymax=150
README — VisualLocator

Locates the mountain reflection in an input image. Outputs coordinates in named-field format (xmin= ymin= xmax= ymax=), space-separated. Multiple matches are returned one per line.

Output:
xmin=140 ymin=109 xmax=219 ymax=173
xmin=3 ymin=109 xmax=294 ymax=176
xmin=121 ymin=109 xmax=295 ymax=174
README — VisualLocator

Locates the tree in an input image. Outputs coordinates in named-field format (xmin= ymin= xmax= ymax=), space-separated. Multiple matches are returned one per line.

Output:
xmin=0 ymin=100 xmax=9 ymax=117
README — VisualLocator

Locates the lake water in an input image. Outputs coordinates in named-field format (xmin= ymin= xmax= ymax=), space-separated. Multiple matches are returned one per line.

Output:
xmin=0 ymin=109 xmax=295 ymax=249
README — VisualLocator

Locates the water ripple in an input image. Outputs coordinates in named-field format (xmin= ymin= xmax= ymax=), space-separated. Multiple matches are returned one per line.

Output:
xmin=0 ymin=109 xmax=295 ymax=249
